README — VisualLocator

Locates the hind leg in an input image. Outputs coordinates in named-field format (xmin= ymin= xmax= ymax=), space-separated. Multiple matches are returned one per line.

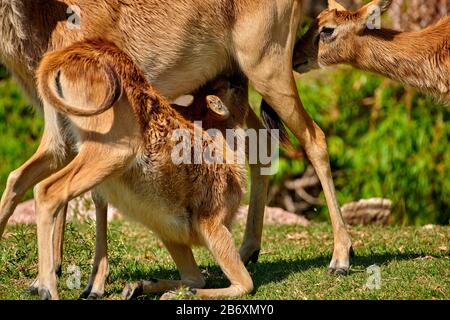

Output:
xmin=124 ymin=221 xmax=254 ymax=300
xmin=35 ymin=143 xmax=132 ymax=300
xmin=192 ymin=218 xmax=253 ymax=299
xmin=122 ymin=242 xmax=205 ymax=300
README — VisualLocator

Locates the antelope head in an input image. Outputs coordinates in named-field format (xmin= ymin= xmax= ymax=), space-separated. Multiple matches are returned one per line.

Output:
xmin=293 ymin=0 xmax=393 ymax=73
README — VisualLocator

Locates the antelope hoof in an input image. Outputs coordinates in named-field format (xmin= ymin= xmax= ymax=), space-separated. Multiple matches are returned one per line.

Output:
xmin=160 ymin=291 xmax=177 ymax=300
xmin=329 ymin=267 xmax=350 ymax=276
xmin=38 ymin=287 xmax=52 ymax=300
xmin=328 ymin=246 xmax=354 ymax=276
xmin=79 ymin=285 xmax=103 ymax=300
xmin=240 ymin=244 xmax=261 ymax=266
xmin=86 ymin=292 xmax=102 ymax=300
xmin=122 ymin=281 xmax=143 ymax=300
xmin=247 ymin=249 xmax=260 ymax=266
xmin=26 ymin=278 xmax=39 ymax=295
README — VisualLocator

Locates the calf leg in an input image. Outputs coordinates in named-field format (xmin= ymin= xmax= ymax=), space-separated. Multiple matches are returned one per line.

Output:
xmin=34 ymin=144 xmax=131 ymax=300
xmin=80 ymin=192 xmax=109 ymax=300
xmin=123 ymin=219 xmax=252 ymax=300
xmin=122 ymin=242 xmax=205 ymax=300
xmin=194 ymin=220 xmax=253 ymax=299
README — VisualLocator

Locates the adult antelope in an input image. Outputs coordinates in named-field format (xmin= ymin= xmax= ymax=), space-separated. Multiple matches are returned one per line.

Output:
xmin=294 ymin=0 xmax=450 ymax=103
xmin=0 ymin=0 xmax=352 ymax=299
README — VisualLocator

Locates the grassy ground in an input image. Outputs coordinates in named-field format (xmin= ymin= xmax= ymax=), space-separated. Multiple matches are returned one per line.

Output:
xmin=0 ymin=220 xmax=449 ymax=300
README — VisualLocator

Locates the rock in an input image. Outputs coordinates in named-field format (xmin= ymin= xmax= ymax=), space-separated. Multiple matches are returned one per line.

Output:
xmin=8 ymin=193 xmax=119 ymax=226
xmin=341 ymin=198 xmax=392 ymax=226
xmin=9 ymin=200 xmax=310 ymax=227
xmin=235 ymin=206 xmax=310 ymax=226
xmin=9 ymin=200 xmax=36 ymax=225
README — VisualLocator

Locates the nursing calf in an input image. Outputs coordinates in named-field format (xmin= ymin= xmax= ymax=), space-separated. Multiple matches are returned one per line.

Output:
xmin=35 ymin=39 xmax=253 ymax=300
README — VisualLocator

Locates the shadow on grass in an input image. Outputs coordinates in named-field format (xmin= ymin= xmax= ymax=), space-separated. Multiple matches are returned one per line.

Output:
xmin=108 ymin=250 xmax=448 ymax=297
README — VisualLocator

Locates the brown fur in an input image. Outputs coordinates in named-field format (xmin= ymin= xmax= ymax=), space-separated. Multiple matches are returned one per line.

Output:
xmin=294 ymin=0 xmax=450 ymax=103
xmin=1 ymin=0 xmax=353 ymax=299
xmin=35 ymin=39 xmax=252 ymax=300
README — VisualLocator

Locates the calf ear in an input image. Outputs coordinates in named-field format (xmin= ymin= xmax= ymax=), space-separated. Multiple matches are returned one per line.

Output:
xmin=206 ymin=95 xmax=230 ymax=121
xmin=327 ymin=0 xmax=347 ymax=11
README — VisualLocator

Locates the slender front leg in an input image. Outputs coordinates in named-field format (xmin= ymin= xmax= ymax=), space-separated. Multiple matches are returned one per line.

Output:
xmin=252 ymin=74 xmax=352 ymax=274
xmin=80 ymin=191 xmax=109 ymax=300
xmin=239 ymin=108 xmax=270 ymax=265
xmin=234 ymin=4 xmax=352 ymax=274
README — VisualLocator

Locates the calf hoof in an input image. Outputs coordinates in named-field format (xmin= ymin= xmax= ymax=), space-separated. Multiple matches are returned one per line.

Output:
xmin=38 ymin=287 xmax=52 ymax=300
xmin=122 ymin=281 xmax=143 ymax=300
xmin=160 ymin=288 xmax=196 ymax=300
xmin=79 ymin=285 xmax=92 ymax=300
xmin=79 ymin=285 xmax=103 ymax=300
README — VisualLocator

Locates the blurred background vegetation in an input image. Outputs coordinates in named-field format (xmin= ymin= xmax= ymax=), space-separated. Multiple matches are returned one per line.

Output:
xmin=0 ymin=0 xmax=448 ymax=225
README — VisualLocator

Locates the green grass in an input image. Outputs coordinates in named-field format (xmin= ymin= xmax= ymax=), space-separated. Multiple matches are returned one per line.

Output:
xmin=0 ymin=220 xmax=448 ymax=300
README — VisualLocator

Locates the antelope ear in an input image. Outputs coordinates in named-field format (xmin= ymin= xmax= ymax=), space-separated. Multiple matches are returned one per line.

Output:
xmin=357 ymin=0 xmax=392 ymax=31
xmin=327 ymin=0 xmax=347 ymax=11
xmin=206 ymin=95 xmax=230 ymax=121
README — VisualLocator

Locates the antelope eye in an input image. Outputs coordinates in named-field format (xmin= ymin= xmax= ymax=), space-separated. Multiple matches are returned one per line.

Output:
xmin=320 ymin=27 xmax=335 ymax=35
